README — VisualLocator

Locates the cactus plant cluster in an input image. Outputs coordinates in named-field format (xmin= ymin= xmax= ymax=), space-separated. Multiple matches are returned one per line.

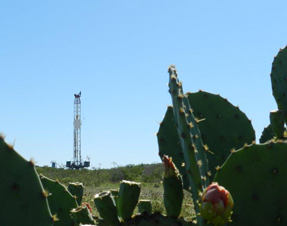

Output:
xmin=0 ymin=134 xmax=196 ymax=226
xmin=2 ymin=46 xmax=287 ymax=226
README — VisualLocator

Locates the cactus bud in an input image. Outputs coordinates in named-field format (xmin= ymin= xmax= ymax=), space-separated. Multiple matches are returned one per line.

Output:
xmin=200 ymin=182 xmax=234 ymax=226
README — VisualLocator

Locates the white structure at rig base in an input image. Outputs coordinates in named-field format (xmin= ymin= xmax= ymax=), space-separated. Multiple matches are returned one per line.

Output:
xmin=66 ymin=92 xmax=90 ymax=170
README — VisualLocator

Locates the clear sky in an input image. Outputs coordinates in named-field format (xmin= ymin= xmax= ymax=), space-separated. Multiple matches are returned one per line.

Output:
xmin=1 ymin=1 xmax=285 ymax=168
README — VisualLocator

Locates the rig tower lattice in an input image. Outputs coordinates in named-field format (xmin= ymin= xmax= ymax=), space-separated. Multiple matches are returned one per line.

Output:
xmin=66 ymin=92 xmax=90 ymax=169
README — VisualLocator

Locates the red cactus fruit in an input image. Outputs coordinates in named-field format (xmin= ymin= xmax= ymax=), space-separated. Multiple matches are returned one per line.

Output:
xmin=200 ymin=182 xmax=234 ymax=226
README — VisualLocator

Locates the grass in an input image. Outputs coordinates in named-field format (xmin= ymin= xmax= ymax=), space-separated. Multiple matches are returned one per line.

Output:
xmin=36 ymin=163 xmax=195 ymax=220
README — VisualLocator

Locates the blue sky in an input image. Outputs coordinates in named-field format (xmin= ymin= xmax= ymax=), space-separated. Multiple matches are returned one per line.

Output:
xmin=0 ymin=1 xmax=285 ymax=168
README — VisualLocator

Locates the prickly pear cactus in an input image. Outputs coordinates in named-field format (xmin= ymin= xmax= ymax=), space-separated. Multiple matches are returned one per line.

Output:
xmin=158 ymin=91 xmax=255 ymax=189
xmin=168 ymin=65 xmax=208 ymax=226
xmin=270 ymin=110 xmax=286 ymax=139
xmin=157 ymin=109 xmax=205 ymax=224
xmin=187 ymin=91 xmax=255 ymax=174
xmin=0 ymin=135 xmax=54 ymax=226
xmin=259 ymin=124 xmax=275 ymax=143
xmin=162 ymin=155 xmax=183 ymax=218
xmin=68 ymin=182 xmax=84 ymax=205
xmin=110 ymin=188 xmax=120 ymax=216
xmin=157 ymin=106 xmax=190 ymax=190
xmin=118 ymin=180 xmax=141 ymax=221
xmin=40 ymin=175 xmax=78 ymax=226
xmin=271 ymin=46 xmax=287 ymax=111
xmin=214 ymin=142 xmax=287 ymax=226
xmin=94 ymin=191 xmax=120 ymax=226
xmin=71 ymin=205 xmax=95 ymax=225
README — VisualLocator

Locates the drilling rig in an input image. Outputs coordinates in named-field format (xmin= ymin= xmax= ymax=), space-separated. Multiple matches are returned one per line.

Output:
xmin=66 ymin=92 xmax=90 ymax=169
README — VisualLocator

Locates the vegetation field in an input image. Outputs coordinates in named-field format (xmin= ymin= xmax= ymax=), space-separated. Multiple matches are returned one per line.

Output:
xmin=36 ymin=163 xmax=195 ymax=220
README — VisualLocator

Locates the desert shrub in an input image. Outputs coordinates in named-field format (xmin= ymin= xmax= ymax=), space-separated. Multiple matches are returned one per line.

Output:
xmin=109 ymin=168 xmax=126 ymax=182
xmin=142 ymin=164 xmax=163 ymax=183
xmin=36 ymin=162 xmax=163 ymax=186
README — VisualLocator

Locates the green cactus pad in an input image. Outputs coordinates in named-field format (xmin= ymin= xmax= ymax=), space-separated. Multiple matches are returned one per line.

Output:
xmin=118 ymin=180 xmax=141 ymax=221
xmin=40 ymin=175 xmax=78 ymax=226
xmin=270 ymin=110 xmax=285 ymax=139
xmin=168 ymin=66 xmax=210 ymax=187
xmin=138 ymin=200 xmax=152 ymax=214
xmin=158 ymin=91 xmax=255 ymax=188
xmin=163 ymin=176 xmax=183 ymax=218
xmin=157 ymin=106 xmax=190 ymax=191
xmin=168 ymin=66 xmax=208 ymax=225
xmin=110 ymin=188 xmax=119 ymax=198
xmin=187 ymin=91 xmax=255 ymax=178
xmin=214 ymin=142 xmax=287 ymax=226
xmin=271 ymin=46 xmax=287 ymax=111
xmin=0 ymin=136 xmax=54 ymax=226
xmin=110 ymin=189 xmax=120 ymax=217
xmin=71 ymin=205 xmax=95 ymax=225
xmin=94 ymin=191 xmax=120 ymax=226
xmin=68 ymin=182 xmax=84 ymax=205
xmin=162 ymin=155 xmax=183 ymax=218
xmin=259 ymin=124 xmax=275 ymax=143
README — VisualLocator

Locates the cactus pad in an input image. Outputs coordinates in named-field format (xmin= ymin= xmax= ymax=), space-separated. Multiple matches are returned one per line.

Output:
xmin=259 ymin=124 xmax=275 ymax=143
xmin=187 ymin=91 xmax=255 ymax=178
xmin=0 ymin=136 xmax=54 ymax=226
xmin=137 ymin=200 xmax=152 ymax=214
xmin=271 ymin=46 xmax=287 ymax=111
xmin=94 ymin=191 xmax=120 ymax=226
xmin=157 ymin=106 xmax=190 ymax=191
xmin=158 ymin=91 xmax=255 ymax=188
xmin=71 ymin=205 xmax=95 ymax=225
xmin=118 ymin=180 xmax=141 ymax=221
xmin=40 ymin=175 xmax=78 ymax=226
xmin=270 ymin=110 xmax=285 ymax=139
xmin=162 ymin=155 xmax=183 ymax=218
xmin=68 ymin=182 xmax=84 ymax=205
xmin=214 ymin=142 xmax=287 ymax=226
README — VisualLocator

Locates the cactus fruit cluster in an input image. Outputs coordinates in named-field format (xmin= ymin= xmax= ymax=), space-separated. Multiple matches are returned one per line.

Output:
xmin=2 ymin=46 xmax=287 ymax=226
